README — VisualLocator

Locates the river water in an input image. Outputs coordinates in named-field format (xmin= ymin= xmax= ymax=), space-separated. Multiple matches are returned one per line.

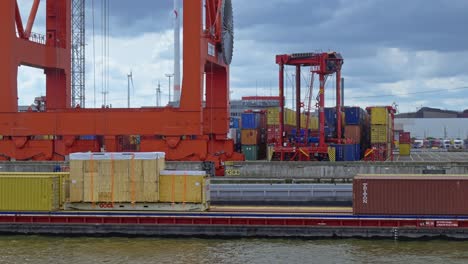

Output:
xmin=0 ymin=236 xmax=467 ymax=264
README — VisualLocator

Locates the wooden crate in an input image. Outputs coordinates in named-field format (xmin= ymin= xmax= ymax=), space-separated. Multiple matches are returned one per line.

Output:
xmin=70 ymin=152 xmax=165 ymax=203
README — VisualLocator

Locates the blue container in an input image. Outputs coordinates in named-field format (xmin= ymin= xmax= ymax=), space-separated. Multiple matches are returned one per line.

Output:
xmin=331 ymin=144 xmax=360 ymax=161
xmin=230 ymin=118 xmax=240 ymax=129
xmin=80 ymin=135 xmax=97 ymax=140
xmin=291 ymin=129 xmax=307 ymax=136
xmin=325 ymin=126 xmax=336 ymax=138
xmin=241 ymin=113 xmax=260 ymax=129
xmin=355 ymin=144 xmax=361 ymax=160
xmin=345 ymin=107 xmax=366 ymax=125
xmin=308 ymin=137 xmax=320 ymax=144
xmin=324 ymin=108 xmax=336 ymax=126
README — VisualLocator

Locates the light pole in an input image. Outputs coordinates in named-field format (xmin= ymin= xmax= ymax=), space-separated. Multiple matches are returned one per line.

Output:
xmin=165 ymin=73 xmax=174 ymax=103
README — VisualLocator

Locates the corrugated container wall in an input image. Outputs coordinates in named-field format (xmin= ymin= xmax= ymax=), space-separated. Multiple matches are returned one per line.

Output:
xmin=241 ymin=129 xmax=262 ymax=145
xmin=0 ymin=172 xmax=69 ymax=207
xmin=242 ymin=145 xmax=266 ymax=161
xmin=344 ymin=125 xmax=362 ymax=144
xmin=370 ymin=125 xmax=388 ymax=143
xmin=0 ymin=176 xmax=60 ymax=211
xmin=241 ymin=112 xmax=266 ymax=129
xmin=370 ymin=107 xmax=389 ymax=125
xmin=353 ymin=174 xmax=468 ymax=215
xmin=345 ymin=107 xmax=367 ymax=125
xmin=330 ymin=144 xmax=361 ymax=161
xmin=400 ymin=143 xmax=411 ymax=156
xmin=399 ymin=132 xmax=411 ymax=143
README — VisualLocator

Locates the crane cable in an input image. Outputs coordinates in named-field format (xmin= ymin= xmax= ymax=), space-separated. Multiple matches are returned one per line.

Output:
xmin=92 ymin=0 xmax=96 ymax=108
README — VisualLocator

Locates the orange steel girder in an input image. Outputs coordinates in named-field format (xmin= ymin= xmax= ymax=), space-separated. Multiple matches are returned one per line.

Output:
xmin=0 ymin=0 xmax=243 ymax=173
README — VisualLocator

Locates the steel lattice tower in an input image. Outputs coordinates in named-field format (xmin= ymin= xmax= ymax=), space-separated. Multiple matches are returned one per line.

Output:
xmin=71 ymin=0 xmax=85 ymax=108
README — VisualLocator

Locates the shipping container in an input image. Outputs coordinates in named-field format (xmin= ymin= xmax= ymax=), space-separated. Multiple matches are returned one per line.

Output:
xmin=399 ymin=132 xmax=411 ymax=143
xmin=345 ymin=107 xmax=366 ymax=125
xmin=229 ymin=118 xmax=240 ymax=129
xmin=370 ymin=107 xmax=389 ymax=125
xmin=330 ymin=144 xmax=360 ymax=161
xmin=242 ymin=145 xmax=266 ymax=161
xmin=241 ymin=129 xmax=262 ymax=145
xmin=370 ymin=125 xmax=387 ymax=143
xmin=344 ymin=125 xmax=362 ymax=144
xmin=267 ymin=125 xmax=280 ymax=143
xmin=69 ymin=152 xmax=165 ymax=203
xmin=400 ymin=143 xmax=411 ymax=156
xmin=353 ymin=174 xmax=468 ymax=215
xmin=159 ymin=170 xmax=209 ymax=204
xmin=0 ymin=172 xmax=69 ymax=207
xmin=0 ymin=176 xmax=60 ymax=211
xmin=241 ymin=112 xmax=266 ymax=129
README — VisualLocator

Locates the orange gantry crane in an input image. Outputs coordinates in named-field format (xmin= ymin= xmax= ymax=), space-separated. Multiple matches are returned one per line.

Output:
xmin=0 ymin=0 xmax=243 ymax=175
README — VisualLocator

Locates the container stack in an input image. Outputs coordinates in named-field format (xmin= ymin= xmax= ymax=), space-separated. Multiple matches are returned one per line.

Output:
xmin=241 ymin=112 xmax=267 ymax=160
xmin=266 ymin=107 xmax=294 ymax=144
xmin=399 ymin=131 xmax=411 ymax=156
xmin=369 ymin=107 xmax=393 ymax=161
xmin=229 ymin=118 xmax=241 ymax=152
xmin=324 ymin=107 xmax=345 ymax=139
xmin=344 ymin=106 xmax=369 ymax=159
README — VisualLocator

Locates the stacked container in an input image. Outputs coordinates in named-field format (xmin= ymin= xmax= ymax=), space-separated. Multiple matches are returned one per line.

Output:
xmin=344 ymin=107 xmax=370 ymax=159
xmin=323 ymin=107 xmax=345 ymax=139
xmin=241 ymin=112 xmax=267 ymax=160
xmin=229 ymin=118 xmax=241 ymax=152
xmin=266 ymin=107 xmax=318 ymax=145
xmin=399 ymin=131 xmax=411 ymax=156
xmin=329 ymin=144 xmax=361 ymax=161
xmin=369 ymin=107 xmax=393 ymax=161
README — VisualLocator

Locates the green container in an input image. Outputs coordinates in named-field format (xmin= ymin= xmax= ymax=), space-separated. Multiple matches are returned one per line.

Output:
xmin=242 ymin=145 xmax=267 ymax=160
xmin=0 ymin=176 xmax=60 ymax=211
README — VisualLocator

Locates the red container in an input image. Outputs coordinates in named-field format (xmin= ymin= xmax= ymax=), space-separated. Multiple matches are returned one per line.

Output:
xmin=399 ymin=132 xmax=411 ymax=143
xmin=344 ymin=125 xmax=361 ymax=144
xmin=353 ymin=175 xmax=468 ymax=215
xmin=267 ymin=125 xmax=280 ymax=143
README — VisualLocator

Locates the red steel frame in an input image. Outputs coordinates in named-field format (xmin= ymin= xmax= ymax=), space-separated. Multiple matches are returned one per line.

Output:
xmin=0 ymin=0 xmax=243 ymax=175
xmin=275 ymin=52 xmax=343 ymax=161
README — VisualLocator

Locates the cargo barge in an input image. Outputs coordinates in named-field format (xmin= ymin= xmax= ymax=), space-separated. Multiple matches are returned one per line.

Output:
xmin=1 ymin=210 xmax=468 ymax=239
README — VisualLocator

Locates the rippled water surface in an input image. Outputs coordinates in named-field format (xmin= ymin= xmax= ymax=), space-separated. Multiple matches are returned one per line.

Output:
xmin=0 ymin=236 xmax=467 ymax=264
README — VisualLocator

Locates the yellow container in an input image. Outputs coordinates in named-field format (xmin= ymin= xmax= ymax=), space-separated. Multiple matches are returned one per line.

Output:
xmin=0 ymin=172 xmax=69 ymax=207
xmin=267 ymin=107 xmax=280 ymax=125
xmin=371 ymin=125 xmax=388 ymax=143
xmin=400 ymin=143 xmax=411 ymax=156
xmin=159 ymin=171 xmax=209 ymax=204
xmin=370 ymin=107 xmax=389 ymax=125
xmin=0 ymin=176 xmax=60 ymax=211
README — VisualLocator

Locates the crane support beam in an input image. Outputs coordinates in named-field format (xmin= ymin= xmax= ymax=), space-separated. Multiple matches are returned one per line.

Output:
xmin=0 ymin=0 xmax=242 ymax=175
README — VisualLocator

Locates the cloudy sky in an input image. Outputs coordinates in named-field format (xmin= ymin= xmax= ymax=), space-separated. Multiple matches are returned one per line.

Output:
xmin=16 ymin=0 xmax=468 ymax=113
